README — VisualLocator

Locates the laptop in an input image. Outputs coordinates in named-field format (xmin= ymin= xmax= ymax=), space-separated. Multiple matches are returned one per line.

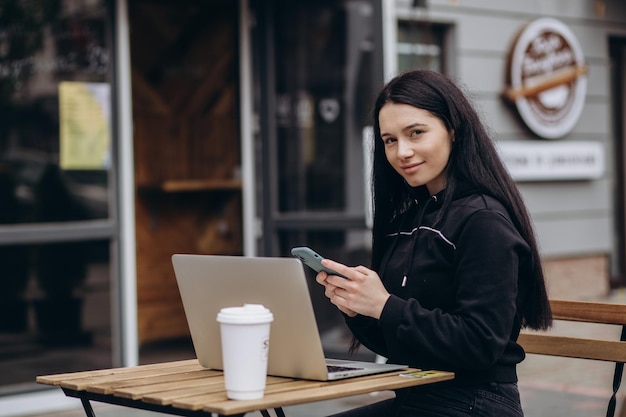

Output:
xmin=172 ymin=254 xmax=407 ymax=381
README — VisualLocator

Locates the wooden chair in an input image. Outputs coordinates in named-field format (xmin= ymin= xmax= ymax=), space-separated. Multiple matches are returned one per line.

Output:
xmin=517 ymin=299 xmax=626 ymax=417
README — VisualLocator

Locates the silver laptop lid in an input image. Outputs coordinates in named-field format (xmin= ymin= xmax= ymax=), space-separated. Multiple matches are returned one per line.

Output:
xmin=172 ymin=254 xmax=330 ymax=381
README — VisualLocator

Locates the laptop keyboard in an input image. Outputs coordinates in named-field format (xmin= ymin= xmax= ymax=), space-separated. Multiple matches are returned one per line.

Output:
xmin=327 ymin=365 xmax=364 ymax=373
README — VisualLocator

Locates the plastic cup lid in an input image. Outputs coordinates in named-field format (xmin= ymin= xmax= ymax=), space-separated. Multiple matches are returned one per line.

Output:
xmin=216 ymin=304 xmax=274 ymax=324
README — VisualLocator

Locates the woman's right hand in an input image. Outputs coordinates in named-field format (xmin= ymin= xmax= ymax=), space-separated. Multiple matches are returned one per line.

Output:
xmin=316 ymin=259 xmax=390 ymax=320
xmin=316 ymin=271 xmax=358 ymax=317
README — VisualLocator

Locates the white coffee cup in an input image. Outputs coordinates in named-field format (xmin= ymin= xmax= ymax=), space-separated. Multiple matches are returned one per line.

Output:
xmin=216 ymin=304 xmax=274 ymax=400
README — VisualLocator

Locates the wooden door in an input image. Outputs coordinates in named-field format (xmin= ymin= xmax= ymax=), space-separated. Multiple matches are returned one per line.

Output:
xmin=128 ymin=0 xmax=242 ymax=344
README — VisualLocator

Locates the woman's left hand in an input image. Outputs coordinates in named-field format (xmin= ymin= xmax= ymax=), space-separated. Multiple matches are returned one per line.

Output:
xmin=316 ymin=259 xmax=390 ymax=320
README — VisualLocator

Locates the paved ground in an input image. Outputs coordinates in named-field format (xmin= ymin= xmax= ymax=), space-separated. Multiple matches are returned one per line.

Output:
xmin=20 ymin=289 xmax=626 ymax=417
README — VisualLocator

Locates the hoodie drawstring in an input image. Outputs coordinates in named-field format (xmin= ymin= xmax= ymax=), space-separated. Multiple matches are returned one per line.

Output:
xmin=401 ymin=194 xmax=437 ymax=287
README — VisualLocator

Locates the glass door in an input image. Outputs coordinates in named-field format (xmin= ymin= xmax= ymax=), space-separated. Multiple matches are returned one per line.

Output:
xmin=0 ymin=0 xmax=118 ymax=395
xmin=251 ymin=0 xmax=383 ymax=359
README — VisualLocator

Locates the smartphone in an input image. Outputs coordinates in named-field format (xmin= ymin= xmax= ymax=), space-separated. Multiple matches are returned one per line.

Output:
xmin=291 ymin=247 xmax=348 ymax=278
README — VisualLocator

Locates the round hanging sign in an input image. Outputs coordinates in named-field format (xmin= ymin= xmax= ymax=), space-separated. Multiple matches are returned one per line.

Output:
xmin=504 ymin=18 xmax=587 ymax=139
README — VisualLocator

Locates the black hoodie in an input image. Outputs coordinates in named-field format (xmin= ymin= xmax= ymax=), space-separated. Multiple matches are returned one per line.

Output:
xmin=346 ymin=186 xmax=530 ymax=384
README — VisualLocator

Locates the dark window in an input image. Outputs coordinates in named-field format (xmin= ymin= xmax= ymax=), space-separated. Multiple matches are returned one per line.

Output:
xmin=0 ymin=0 xmax=115 ymax=395
xmin=397 ymin=20 xmax=448 ymax=73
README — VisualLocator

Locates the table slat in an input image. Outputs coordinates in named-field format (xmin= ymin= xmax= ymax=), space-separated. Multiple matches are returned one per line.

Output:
xmin=59 ymin=363 xmax=203 ymax=391
xmin=169 ymin=378 xmax=317 ymax=410
xmin=86 ymin=369 xmax=220 ymax=396
xmin=145 ymin=376 xmax=301 ymax=407
xmin=36 ymin=359 xmax=199 ymax=386
xmin=113 ymin=370 xmax=222 ymax=400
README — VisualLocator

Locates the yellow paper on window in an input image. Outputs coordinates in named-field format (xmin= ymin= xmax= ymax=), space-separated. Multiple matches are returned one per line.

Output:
xmin=59 ymin=81 xmax=111 ymax=170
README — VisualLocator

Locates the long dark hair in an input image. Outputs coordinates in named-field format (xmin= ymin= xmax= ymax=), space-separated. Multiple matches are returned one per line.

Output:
xmin=370 ymin=70 xmax=552 ymax=330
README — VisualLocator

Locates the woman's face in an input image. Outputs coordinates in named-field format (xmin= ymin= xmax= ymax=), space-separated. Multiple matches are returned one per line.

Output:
xmin=379 ymin=102 xmax=453 ymax=195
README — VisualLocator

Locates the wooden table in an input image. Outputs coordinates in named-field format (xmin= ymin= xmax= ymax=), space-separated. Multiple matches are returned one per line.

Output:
xmin=37 ymin=359 xmax=454 ymax=417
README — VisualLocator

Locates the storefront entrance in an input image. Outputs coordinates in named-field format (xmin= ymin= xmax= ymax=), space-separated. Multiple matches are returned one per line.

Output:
xmin=251 ymin=0 xmax=384 ymax=359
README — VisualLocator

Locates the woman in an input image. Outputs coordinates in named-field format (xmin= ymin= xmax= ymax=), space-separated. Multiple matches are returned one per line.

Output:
xmin=316 ymin=70 xmax=552 ymax=417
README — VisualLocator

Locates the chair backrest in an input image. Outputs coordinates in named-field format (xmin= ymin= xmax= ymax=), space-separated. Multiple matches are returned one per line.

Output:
xmin=517 ymin=299 xmax=626 ymax=362
xmin=517 ymin=299 xmax=626 ymax=417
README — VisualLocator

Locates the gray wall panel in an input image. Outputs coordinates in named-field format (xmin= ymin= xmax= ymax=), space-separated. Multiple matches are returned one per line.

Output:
xmin=573 ymin=101 xmax=611 ymax=136
xmin=534 ymin=216 xmax=612 ymax=258
xmin=569 ymin=24 xmax=612 ymax=60
xmin=457 ymin=55 xmax=507 ymax=95
xmin=475 ymin=98 xmax=535 ymax=137
xmin=455 ymin=15 xmax=524 ymax=52
xmin=587 ymin=61 xmax=610 ymax=97
xmin=518 ymin=179 xmax=612 ymax=215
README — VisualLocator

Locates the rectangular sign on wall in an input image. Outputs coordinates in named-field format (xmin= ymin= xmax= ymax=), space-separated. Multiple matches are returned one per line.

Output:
xmin=497 ymin=140 xmax=605 ymax=181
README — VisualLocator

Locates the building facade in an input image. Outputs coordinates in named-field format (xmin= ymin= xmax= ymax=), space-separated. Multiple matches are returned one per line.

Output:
xmin=1 ymin=0 xmax=625 ymax=415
